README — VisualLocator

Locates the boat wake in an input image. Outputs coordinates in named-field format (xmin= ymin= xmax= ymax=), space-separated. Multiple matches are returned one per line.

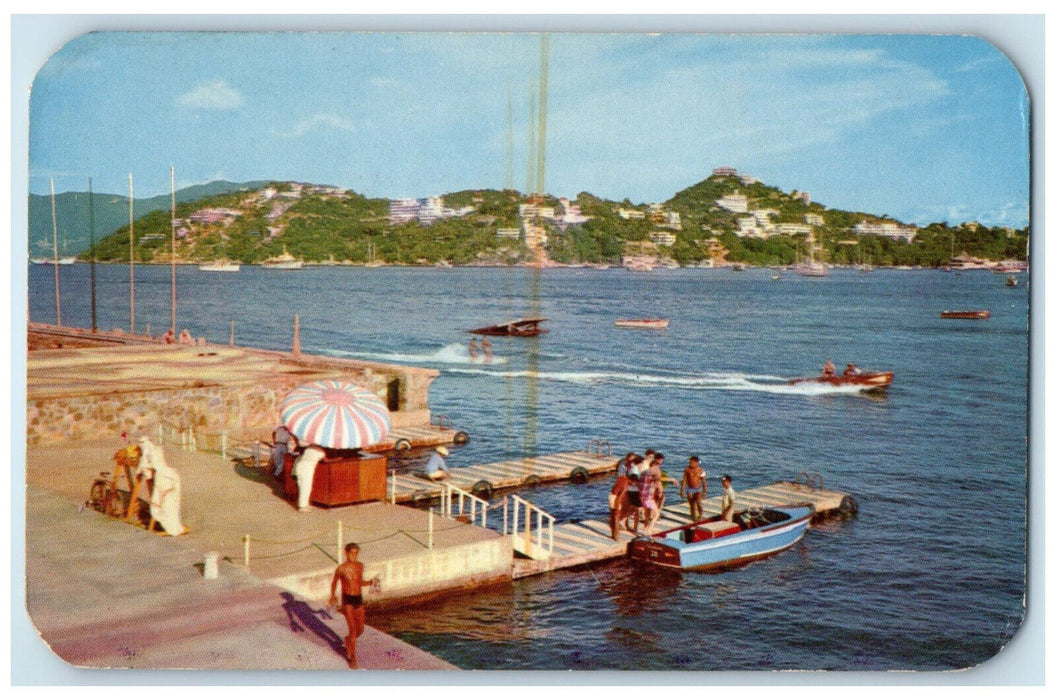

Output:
xmin=442 ymin=367 xmax=871 ymax=395
xmin=323 ymin=342 xmax=509 ymax=366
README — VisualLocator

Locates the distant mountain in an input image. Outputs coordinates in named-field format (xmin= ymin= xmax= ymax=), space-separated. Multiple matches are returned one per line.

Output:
xmin=27 ymin=180 xmax=269 ymax=256
xmin=70 ymin=175 xmax=1027 ymax=268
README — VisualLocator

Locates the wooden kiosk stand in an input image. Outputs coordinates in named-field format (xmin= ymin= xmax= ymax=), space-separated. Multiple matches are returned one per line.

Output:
xmin=283 ymin=449 xmax=387 ymax=507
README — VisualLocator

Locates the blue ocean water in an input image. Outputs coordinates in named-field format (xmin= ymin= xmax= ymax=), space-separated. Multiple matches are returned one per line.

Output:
xmin=27 ymin=264 xmax=1029 ymax=671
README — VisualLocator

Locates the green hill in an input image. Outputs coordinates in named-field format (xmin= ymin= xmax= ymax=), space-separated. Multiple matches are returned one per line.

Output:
xmin=28 ymin=180 xmax=269 ymax=257
xmin=47 ymin=175 xmax=1028 ymax=268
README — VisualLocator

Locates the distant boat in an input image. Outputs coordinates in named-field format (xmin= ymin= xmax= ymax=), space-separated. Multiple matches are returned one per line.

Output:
xmin=468 ymin=317 xmax=548 ymax=337
xmin=793 ymin=260 xmax=827 ymax=277
xmin=615 ymin=318 xmax=670 ymax=329
xmin=260 ymin=248 xmax=303 ymax=269
xmin=624 ymin=260 xmax=654 ymax=272
xmin=31 ymin=256 xmax=76 ymax=265
xmin=1005 ymin=276 xmax=1019 ymax=287
xmin=199 ymin=259 xmax=241 ymax=272
xmin=941 ymin=310 xmax=991 ymax=320
xmin=790 ymin=370 xmax=894 ymax=393
xmin=627 ymin=505 xmax=814 ymax=571
xmin=771 ymin=272 xmax=782 ymax=280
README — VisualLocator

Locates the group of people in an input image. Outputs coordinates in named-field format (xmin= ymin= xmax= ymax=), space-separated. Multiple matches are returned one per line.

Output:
xmin=467 ymin=337 xmax=493 ymax=363
xmin=822 ymin=359 xmax=862 ymax=377
xmin=608 ymin=449 xmax=738 ymax=539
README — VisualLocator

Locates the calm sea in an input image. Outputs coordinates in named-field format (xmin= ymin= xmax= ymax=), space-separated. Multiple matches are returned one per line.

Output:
xmin=27 ymin=263 xmax=1029 ymax=671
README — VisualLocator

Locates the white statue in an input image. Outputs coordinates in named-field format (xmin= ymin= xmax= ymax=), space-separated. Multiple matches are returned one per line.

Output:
xmin=136 ymin=437 xmax=188 ymax=536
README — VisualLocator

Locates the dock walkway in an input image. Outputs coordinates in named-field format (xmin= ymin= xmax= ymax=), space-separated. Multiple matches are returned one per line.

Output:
xmin=512 ymin=478 xmax=854 ymax=578
xmin=390 ymin=449 xmax=621 ymax=503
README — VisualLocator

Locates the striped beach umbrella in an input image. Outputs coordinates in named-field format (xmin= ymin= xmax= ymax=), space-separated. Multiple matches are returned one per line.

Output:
xmin=280 ymin=380 xmax=391 ymax=449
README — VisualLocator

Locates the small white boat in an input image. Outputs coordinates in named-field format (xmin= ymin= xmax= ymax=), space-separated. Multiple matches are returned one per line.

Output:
xmin=615 ymin=318 xmax=670 ymax=329
xmin=32 ymin=256 xmax=76 ymax=265
xmin=199 ymin=259 xmax=241 ymax=272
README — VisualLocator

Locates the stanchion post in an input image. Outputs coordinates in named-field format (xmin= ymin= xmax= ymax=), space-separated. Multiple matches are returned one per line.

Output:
xmin=428 ymin=508 xmax=434 ymax=549
xmin=243 ymin=534 xmax=250 ymax=567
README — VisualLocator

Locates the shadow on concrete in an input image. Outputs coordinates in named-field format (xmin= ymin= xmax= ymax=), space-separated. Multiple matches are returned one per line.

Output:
xmin=279 ymin=591 xmax=346 ymax=660
xmin=233 ymin=462 xmax=290 ymax=500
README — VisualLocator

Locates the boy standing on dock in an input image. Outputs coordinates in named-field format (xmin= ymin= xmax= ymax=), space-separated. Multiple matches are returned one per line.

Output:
xmin=329 ymin=542 xmax=379 ymax=669
xmin=680 ymin=456 xmax=706 ymax=522
xmin=721 ymin=475 xmax=736 ymax=521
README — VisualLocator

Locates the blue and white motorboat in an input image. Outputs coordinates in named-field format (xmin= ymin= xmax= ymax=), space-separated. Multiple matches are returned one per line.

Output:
xmin=627 ymin=504 xmax=813 ymax=571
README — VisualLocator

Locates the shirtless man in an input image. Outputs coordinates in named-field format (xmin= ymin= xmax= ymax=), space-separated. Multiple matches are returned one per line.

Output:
xmin=680 ymin=455 xmax=707 ymax=522
xmin=329 ymin=542 xmax=379 ymax=668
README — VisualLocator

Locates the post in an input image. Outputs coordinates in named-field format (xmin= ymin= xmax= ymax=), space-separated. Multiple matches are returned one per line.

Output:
xmin=88 ymin=177 xmax=97 ymax=332
xmin=428 ymin=508 xmax=434 ymax=549
xmin=50 ymin=178 xmax=61 ymax=326
xmin=128 ymin=173 xmax=135 ymax=335
xmin=170 ymin=165 xmax=177 ymax=334
xmin=229 ymin=320 xmax=235 ymax=346
xmin=337 ymin=521 xmax=343 ymax=563
xmin=220 ymin=431 xmax=227 ymax=461
xmin=243 ymin=534 xmax=250 ymax=567
xmin=292 ymin=314 xmax=301 ymax=356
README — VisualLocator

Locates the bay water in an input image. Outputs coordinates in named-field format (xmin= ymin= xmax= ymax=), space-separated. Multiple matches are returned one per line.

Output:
xmin=27 ymin=263 xmax=1029 ymax=671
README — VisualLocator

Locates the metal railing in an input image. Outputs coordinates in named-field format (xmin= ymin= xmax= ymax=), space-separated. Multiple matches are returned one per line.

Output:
xmin=502 ymin=494 xmax=554 ymax=560
xmin=587 ymin=439 xmax=612 ymax=457
xmin=437 ymin=482 xmax=490 ymax=528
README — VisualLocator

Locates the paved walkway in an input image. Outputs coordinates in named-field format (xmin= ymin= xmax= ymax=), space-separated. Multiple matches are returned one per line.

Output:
xmin=24 ymin=440 xmax=463 ymax=671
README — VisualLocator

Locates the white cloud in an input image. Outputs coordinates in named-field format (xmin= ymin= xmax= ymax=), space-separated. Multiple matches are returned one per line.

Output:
xmin=275 ymin=113 xmax=358 ymax=138
xmin=176 ymin=79 xmax=244 ymax=111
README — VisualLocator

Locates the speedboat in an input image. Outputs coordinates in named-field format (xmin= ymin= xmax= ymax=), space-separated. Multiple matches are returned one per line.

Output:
xmin=940 ymin=310 xmax=990 ymax=319
xmin=468 ymin=317 xmax=548 ymax=337
xmin=790 ymin=371 xmax=893 ymax=392
xmin=615 ymin=318 xmax=669 ymax=329
xmin=627 ymin=505 xmax=813 ymax=571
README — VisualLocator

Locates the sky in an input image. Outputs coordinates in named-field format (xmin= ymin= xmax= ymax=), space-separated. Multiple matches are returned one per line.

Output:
xmin=22 ymin=20 xmax=1034 ymax=229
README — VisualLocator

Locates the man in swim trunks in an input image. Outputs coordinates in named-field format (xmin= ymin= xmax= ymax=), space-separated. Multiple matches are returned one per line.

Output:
xmin=329 ymin=542 xmax=380 ymax=668
xmin=680 ymin=455 xmax=706 ymax=522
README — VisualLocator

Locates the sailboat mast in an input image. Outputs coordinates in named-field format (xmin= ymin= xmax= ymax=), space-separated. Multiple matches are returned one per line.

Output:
xmin=88 ymin=177 xmax=97 ymax=332
xmin=170 ymin=165 xmax=177 ymax=333
xmin=129 ymin=173 xmax=135 ymax=334
xmin=50 ymin=178 xmax=61 ymax=326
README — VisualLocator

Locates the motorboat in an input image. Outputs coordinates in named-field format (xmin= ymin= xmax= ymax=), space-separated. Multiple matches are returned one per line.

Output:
xmin=198 ymin=259 xmax=241 ymax=272
xmin=615 ymin=319 xmax=670 ymax=329
xmin=260 ymin=248 xmax=303 ymax=269
xmin=940 ymin=310 xmax=990 ymax=319
xmin=627 ymin=505 xmax=813 ymax=571
xmin=468 ymin=317 xmax=549 ymax=337
xmin=790 ymin=370 xmax=894 ymax=392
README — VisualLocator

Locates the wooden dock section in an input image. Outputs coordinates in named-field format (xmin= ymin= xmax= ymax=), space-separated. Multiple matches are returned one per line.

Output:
xmin=390 ymin=450 xmax=620 ymax=504
xmin=512 ymin=478 xmax=855 ymax=579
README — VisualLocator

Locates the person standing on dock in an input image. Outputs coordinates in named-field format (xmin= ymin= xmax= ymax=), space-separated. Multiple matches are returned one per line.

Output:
xmin=609 ymin=452 xmax=635 ymax=539
xmin=720 ymin=474 xmax=736 ymax=521
xmin=425 ymin=446 xmax=450 ymax=480
xmin=329 ymin=542 xmax=380 ymax=669
xmin=271 ymin=424 xmax=296 ymax=478
xmin=680 ymin=455 xmax=706 ymax=522
xmin=639 ymin=453 xmax=664 ymax=535
xmin=293 ymin=444 xmax=326 ymax=511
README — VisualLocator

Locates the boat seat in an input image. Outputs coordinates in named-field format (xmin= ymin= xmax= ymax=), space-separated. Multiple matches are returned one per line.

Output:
xmin=689 ymin=521 xmax=740 ymax=541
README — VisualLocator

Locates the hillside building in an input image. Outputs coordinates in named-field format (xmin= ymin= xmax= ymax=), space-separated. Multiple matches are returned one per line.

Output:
xmin=716 ymin=193 xmax=749 ymax=214
xmin=853 ymin=220 xmax=918 ymax=242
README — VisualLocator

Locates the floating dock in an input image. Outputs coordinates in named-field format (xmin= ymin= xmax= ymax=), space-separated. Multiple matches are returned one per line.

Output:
xmin=390 ymin=448 xmax=621 ymax=503
xmin=511 ymin=477 xmax=855 ymax=578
